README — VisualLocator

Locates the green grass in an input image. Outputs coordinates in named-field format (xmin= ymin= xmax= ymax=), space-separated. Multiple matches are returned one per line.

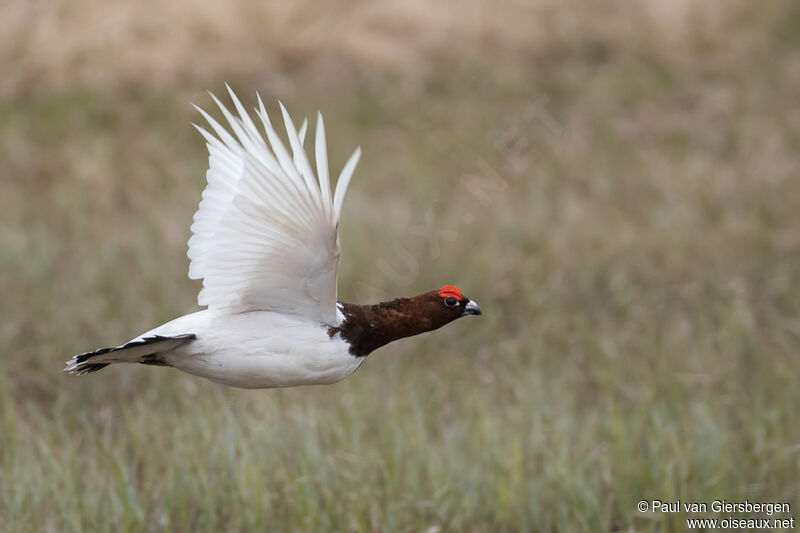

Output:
xmin=2 ymin=4 xmax=800 ymax=531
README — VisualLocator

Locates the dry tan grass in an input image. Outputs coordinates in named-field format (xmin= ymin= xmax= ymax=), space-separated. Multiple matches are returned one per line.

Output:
xmin=1 ymin=0 xmax=757 ymax=97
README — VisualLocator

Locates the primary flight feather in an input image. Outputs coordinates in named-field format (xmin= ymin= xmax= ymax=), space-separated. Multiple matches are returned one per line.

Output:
xmin=65 ymin=87 xmax=482 ymax=389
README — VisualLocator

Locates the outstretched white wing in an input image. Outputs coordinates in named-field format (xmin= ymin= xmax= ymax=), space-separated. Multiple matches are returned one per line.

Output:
xmin=187 ymin=86 xmax=360 ymax=324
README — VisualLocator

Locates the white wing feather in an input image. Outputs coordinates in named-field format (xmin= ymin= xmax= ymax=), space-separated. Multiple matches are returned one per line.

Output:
xmin=187 ymin=86 xmax=360 ymax=324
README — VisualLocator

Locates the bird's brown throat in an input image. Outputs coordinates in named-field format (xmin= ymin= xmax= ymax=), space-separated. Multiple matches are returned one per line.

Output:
xmin=328 ymin=292 xmax=464 ymax=357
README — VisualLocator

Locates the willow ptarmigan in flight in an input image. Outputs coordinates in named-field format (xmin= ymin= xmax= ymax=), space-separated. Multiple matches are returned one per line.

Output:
xmin=65 ymin=87 xmax=482 ymax=389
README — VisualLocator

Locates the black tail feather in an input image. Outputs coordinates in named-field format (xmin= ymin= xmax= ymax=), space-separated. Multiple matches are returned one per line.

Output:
xmin=65 ymin=334 xmax=196 ymax=375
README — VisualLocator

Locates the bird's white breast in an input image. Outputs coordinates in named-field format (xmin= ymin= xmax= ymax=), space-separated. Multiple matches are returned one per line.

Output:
xmin=149 ymin=309 xmax=363 ymax=389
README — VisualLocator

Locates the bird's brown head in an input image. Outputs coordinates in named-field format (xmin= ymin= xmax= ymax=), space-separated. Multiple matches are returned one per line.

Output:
xmin=332 ymin=285 xmax=482 ymax=356
xmin=420 ymin=285 xmax=483 ymax=327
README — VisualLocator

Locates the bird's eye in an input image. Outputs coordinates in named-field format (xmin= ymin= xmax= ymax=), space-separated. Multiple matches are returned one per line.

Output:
xmin=444 ymin=296 xmax=459 ymax=308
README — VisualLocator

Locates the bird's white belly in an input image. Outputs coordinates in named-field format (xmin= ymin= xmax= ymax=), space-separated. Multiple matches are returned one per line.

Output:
xmin=150 ymin=310 xmax=364 ymax=389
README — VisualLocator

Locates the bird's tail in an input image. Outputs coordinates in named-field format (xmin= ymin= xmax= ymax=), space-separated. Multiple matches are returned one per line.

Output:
xmin=64 ymin=334 xmax=196 ymax=375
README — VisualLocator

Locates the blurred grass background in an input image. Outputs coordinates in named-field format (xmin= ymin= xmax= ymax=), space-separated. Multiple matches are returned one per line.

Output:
xmin=2 ymin=0 xmax=800 ymax=531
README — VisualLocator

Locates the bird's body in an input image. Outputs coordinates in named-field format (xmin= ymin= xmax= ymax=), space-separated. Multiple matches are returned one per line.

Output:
xmin=66 ymin=87 xmax=481 ymax=389
xmin=140 ymin=310 xmax=361 ymax=389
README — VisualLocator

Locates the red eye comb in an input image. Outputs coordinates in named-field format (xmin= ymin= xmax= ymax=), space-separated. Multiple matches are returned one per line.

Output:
xmin=438 ymin=285 xmax=463 ymax=300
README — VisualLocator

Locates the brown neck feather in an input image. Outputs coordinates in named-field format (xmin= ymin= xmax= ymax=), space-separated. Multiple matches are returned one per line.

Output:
xmin=329 ymin=292 xmax=461 ymax=357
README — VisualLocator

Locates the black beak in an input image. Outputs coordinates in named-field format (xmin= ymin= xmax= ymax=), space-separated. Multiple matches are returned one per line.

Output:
xmin=463 ymin=299 xmax=482 ymax=316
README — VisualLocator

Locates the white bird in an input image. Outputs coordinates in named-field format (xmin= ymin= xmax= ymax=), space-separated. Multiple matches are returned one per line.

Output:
xmin=65 ymin=87 xmax=482 ymax=389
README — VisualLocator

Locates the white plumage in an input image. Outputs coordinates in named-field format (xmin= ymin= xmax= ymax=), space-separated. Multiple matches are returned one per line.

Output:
xmin=66 ymin=87 xmax=365 ymax=388
xmin=145 ymin=310 xmax=362 ymax=389
xmin=188 ymin=86 xmax=360 ymax=323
